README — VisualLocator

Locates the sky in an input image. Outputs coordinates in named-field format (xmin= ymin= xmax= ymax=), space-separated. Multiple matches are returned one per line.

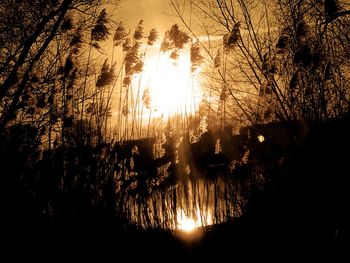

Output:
xmin=116 ymin=0 xmax=180 ymax=35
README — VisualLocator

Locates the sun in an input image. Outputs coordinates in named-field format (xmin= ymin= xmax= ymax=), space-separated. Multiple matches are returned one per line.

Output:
xmin=138 ymin=48 xmax=202 ymax=118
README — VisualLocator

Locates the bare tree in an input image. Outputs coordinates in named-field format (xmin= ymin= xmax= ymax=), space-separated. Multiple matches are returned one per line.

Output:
xmin=274 ymin=0 xmax=350 ymax=120
xmin=170 ymin=0 xmax=350 ymax=126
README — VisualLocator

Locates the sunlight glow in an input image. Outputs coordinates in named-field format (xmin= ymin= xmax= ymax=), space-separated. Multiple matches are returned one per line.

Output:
xmin=138 ymin=49 xmax=202 ymax=118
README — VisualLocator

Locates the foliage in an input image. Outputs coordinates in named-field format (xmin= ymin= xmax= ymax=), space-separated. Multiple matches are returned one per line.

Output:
xmin=96 ymin=59 xmax=116 ymax=88
xmin=160 ymin=24 xmax=190 ymax=56
xmin=113 ymin=22 xmax=128 ymax=46
xmin=91 ymin=8 xmax=110 ymax=48
xmin=147 ymin=28 xmax=159 ymax=46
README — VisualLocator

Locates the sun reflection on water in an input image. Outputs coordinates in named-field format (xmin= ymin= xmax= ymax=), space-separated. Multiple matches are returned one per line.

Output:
xmin=176 ymin=208 xmax=213 ymax=232
xmin=177 ymin=215 xmax=196 ymax=232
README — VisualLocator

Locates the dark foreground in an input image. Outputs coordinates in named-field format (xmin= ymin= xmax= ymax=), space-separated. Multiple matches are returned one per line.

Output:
xmin=2 ymin=214 xmax=347 ymax=260
xmin=1 ymin=118 xmax=350 ymax=260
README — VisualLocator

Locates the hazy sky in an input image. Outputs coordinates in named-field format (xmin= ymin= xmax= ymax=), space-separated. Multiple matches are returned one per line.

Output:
xmin=117 ymin=0 xmax=180 ymax=35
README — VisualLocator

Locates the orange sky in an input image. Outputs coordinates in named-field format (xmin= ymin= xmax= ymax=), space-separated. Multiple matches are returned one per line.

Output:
xmin=117 ymin=0 xmax=180 ymax=35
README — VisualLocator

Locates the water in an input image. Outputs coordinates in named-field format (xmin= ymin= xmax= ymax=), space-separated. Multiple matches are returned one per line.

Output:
xmin=113 ymin=127 xmax=264 ymax=231
xmin=115 ymin=170 xmax=260 ymax=230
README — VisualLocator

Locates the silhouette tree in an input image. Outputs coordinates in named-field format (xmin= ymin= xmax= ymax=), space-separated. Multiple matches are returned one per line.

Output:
xmin=170 ymin=0 xmax=350 ymax=124
xmin=0 ymin=0 xmax=120 ymax=147
xmin=274 ymin=0 xmax=350 ymax=120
